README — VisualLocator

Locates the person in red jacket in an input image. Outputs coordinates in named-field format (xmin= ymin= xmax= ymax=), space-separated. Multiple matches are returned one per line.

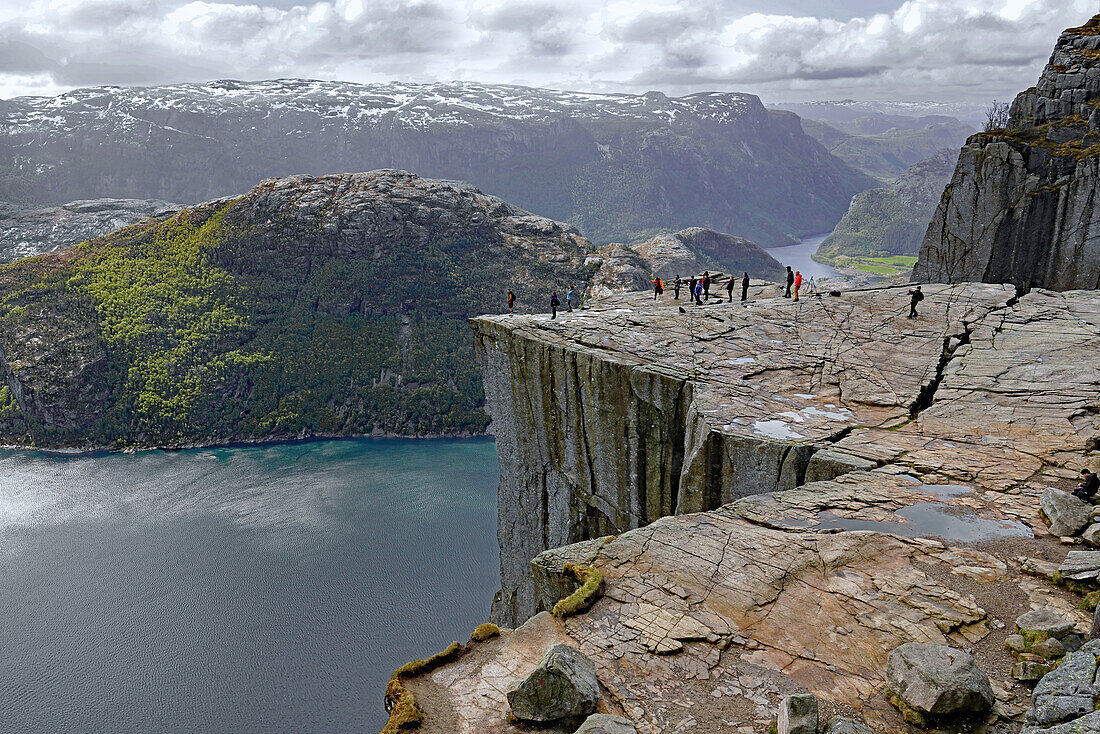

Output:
xmin=793 ymin=270 xmax=803 ymax=302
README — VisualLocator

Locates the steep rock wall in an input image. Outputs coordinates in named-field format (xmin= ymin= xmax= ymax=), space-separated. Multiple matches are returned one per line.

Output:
xmin=914 ymin=16 xmax=1100 ymax=290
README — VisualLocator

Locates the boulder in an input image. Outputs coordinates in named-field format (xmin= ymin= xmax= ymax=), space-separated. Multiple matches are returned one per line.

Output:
xmin=575 ymin=714 xmax=638 ymax=734
xmin=886 ymin=643 xmax=995 ymax=718
xmin=1004 ymin=634 xmax=1026 ymax=653
xmin=1031 ymin=636 xmax=1067 ymax=660
xmin=778 ymin=693 xmax=818 ymax=734
xmin=1058 ymin=550 xmax=1100 ymax=583
xmin=507 ymin=644 xmax=599 ymax=722
xmin=1082 ymin=523 xmax=1100 ymax=547
xmin=1016 ymin=608 xmax=1076 ymax=639
xmin=1093 ymin=601 xmax=1100 ymax=639
xmin=1040 ymin=488 xmax=1091 ymax=537
xmin=1012 ymin=660 xmax=1052 ymax=682
xmin=1023 ymin=639 xmax=1100 ymax=732
xmin=823 ymin=717 xmax=873 ymax=734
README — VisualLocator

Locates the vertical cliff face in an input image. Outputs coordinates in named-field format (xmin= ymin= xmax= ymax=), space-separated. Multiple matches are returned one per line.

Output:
xmin=472 ymin=283 xmax=1014 ymax=625
xmin=914 ymin=16 xmax=1100 ymax=290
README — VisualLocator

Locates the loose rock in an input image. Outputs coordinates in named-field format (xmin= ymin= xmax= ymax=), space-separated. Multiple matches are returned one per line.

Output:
xmin=1031 ymin=636 xmax=1067 ymax=660
xmin=886 ymin=643 xmax=995 ymax=720
xmin=1016 ymin=608 xmax=1076 ymax=639
xmin=506 ymin=644 xmax=599 ymax=722
xmin=777 ymin=693 xmax=818 ymax=734
xmin=1040 ymin=488 xmax=1091 ymax=537
xmin=1082 ymin=523 xmax=1100 ymax=547
xmin=1012 ymin=660 xmax=1052 ymax=682
xmin=575 ymin=714 xmax=637 ymax=734
xmin=1023 ymin=639 xmax=1100 ymax=732
xmin=1058 ymin=550 xmax=1100 ymax=582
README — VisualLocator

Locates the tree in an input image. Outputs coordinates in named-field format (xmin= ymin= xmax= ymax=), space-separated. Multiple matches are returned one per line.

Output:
xmin=985 ymin=100 xmax=1010 ymax=131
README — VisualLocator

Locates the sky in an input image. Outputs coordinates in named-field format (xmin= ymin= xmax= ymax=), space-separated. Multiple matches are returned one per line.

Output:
xmin=0 ymin=0 xmax=1097 ymax=103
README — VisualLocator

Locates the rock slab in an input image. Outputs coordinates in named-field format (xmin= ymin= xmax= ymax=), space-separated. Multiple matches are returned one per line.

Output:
xmin=885 ymin=643 xmax=995 ymax=717
xmin=575 ymin=714 xmax=638 ymax=734
xmin=507 ymin=644 xmax=599 ymax=722
xmin=1016 ymin=608 xmax=1077 ymax=638
xmin=778 ymin=694 xmax=818 ymax=734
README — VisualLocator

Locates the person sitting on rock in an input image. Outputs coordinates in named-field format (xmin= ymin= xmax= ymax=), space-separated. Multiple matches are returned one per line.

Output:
xmin=908 ymin=285 xmax=924 ymax=318
xmin=507 ymin=289 xmax=516 ymax=314
xmin=1075 ymin=468 xmax=1099 ymax=503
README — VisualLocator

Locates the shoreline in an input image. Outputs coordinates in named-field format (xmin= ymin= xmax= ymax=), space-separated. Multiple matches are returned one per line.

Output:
xmin=0 ymin=428 xmax=495 ymax=457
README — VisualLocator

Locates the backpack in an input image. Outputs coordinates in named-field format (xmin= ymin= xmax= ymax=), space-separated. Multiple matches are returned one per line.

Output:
xmin=551 ymin=295 xmax=560 ymax=307
xmin=913 ymin=291 xmax=924 ymax=302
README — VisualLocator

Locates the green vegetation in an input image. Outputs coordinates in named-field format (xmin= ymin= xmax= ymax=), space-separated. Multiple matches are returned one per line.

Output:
xmin=383 ymin=641 xmax=464 ymax=733
xmin=551 ymin=563 xmax=604 ymax=618
xmin=0 ymin=190 xmax=593 ymax=448
xmin=470 ymin=622 xmax=501 ymax=642
xmin=829 ymin=255 xmax=918 ymax=276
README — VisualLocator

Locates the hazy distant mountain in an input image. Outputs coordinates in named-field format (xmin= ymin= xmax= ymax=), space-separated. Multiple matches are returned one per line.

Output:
xmin=798 ymin=117 xmax=974 ymax=180
xmin=0 ymin=79 xmax=874 ymax=248
xmin=770 ymin=99 xmax=989 ymax=129
xmin=817 ymin=149 xmax=957 ymax=264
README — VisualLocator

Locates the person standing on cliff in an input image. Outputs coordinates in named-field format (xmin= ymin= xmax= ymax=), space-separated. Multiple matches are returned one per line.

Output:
xmin=673 ymin=275 xmax=682 ymax=300
xmin=550 ymin=291 xmax=560 ymax=319
xmin=793 ymin=270 xmax=803 ymax=302
xmin=702 ymin=271 xmax=711 ymax=299
xmin=693 ymin=280 xmax=704 ymax=306
xmin=651 ymin=276 xmax=664 ymax=300
xmin=566 ymin=286 xmax=575 ymax=312
xmin=908 ymin=285 xmax=924 ymax=318
xmin=784 ymin=266 xmax=794 ymax=298
xmin=507 ymin=289 xmax=516 ymax=314
xmin=725 ymin=274 xmax=735 ymax=302
xmin=689 ymin=275 xmax=698 ymax=300
xmin=741 ymin=272 xmax=750 ymax=302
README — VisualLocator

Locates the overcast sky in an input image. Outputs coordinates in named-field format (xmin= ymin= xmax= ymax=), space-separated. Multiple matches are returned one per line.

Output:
xmin=0 ymin=0 xmax=1096 ymax=102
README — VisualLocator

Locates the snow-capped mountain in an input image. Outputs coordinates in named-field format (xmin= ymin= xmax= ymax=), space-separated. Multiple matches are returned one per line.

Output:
xmin=1 ymin=79 xmax=875 ymax=246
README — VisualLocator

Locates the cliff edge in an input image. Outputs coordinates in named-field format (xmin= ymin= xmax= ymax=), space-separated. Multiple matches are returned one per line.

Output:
xmin=914 ymin=16 xmax=1100 ymax=290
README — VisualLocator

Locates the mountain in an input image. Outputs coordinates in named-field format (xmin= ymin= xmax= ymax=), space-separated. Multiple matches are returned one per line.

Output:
xmin=799 ymin=117 xmax=975 ymax=180
xmin=816 ymin=149 xmax=957 ymax=264
xmin=0 ymin=170 xmax=594 ymax=448
xmin=587 ymin=227 xmax=784 ymax=296
xmin=915 ymin=15 xmax=1100 ymax=290
xmin=0 ymin=198 xmax=178 ymax=262
xmin=771 ymin=100 xmax=989 ymax=129
xmin=0 ymin=80 xmax=874 ymax=248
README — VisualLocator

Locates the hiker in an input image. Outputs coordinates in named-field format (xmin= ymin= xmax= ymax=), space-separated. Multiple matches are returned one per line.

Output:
xmin=651 ymin=276 xmax=664 ymax=300
xmin=550 ymin=291 xmax=560 ymax=319
xmin=741 ymin=272 xmax=749 ymax=302
xmin=566 ymin=286 xmax=575 ymax=312
xmin=702 ymin=271 xmax=711 ymax=299
xmin=689 ymin=276 xmax=698 ymax=300
xmin=693 ymin=280 xmax=703 ymax=305
xmin=673 ymin=275 xmax=682 ymax=300
xmin=1076 ymin=468 xmax=1099 ymax=503
xmin=784 ymin=266 xmax=794 ymax=298
xmin=725 ymin=274 xmax=735 ymax=302
xmin=908 ymin=285 xmax=924 ymax=318
xmin=793 ymin=270 xmax=803 ymax=302
xmin=507 ymin=289 xmax=516 ymax=314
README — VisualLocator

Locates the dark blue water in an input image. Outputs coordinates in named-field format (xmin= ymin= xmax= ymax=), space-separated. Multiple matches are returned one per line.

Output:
xmin=0 ymin=438 xmax=500 ymax=733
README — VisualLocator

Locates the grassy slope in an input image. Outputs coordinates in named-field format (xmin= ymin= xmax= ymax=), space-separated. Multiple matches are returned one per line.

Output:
xmin=0 ymin=201 xmax=589 ymax=448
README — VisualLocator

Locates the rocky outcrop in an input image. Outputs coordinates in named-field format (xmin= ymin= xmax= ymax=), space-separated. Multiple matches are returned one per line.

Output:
xmin=0 ymin=198 xmax=179 ymax=262
xmin=472 ymin=282 xmax=1017 ymax=624
xmin=915 ymin=16 xmax=1100 ymax=290
xmin=0 ymin=81 xmax=875 ymax=247
xmin=0 ymin=170 xmax=595 ymax=446
xmin=402 ymin=282 xmax=1100 ymax=733
xmin=1022 ymin=639 xmax=1100 ymax=733
xmin=587 ymin=228 xmax=783 ymax=297
xmin=885 ymin=643 xmax=994 ymax=722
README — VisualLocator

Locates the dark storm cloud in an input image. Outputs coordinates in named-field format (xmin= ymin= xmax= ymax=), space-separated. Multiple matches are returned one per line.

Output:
xmin=0 ymin=0 xmax=1095 ymax=101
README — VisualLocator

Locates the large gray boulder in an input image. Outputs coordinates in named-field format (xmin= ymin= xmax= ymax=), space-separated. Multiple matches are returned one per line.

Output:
xmin=886 ymin=643 xmax=994 ymax=717
xmin=778 ymin=693 xmax=818 ymax=734
xmin=575 ymin=714 xmax=637 ymax=734
xmin=1022 ymin=639 xmax=1100 ymax=733
xmin=507 ymin=644 xmax=599 ymax=722
xmin=1040 ymin=488 xmax=1091 ymax=537
xmin=823 ymin=717 xmax=873 ymax=734
xmin=1016 ymin=608 xmax=1076 ymax=639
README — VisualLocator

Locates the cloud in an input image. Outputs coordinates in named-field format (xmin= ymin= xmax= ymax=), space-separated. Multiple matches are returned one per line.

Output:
xmin=0 ymin=0 xmax=1095 ymax=102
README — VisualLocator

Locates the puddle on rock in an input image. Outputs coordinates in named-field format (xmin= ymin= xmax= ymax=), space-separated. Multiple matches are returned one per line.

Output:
xmin=911 ymin=484 xmax=973 ymax=497
xmin=810 ymin=504 xmax=1032 ymax=542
